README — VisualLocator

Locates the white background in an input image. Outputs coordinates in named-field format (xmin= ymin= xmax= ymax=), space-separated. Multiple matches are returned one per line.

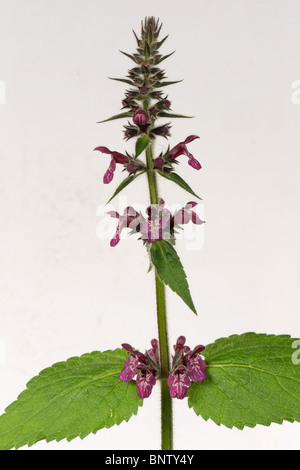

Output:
xmin=1 ymin=0 xmax=300 ymax=450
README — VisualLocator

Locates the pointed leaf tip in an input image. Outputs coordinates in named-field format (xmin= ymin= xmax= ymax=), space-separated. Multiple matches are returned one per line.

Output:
xmin=97 ymin=111 xmax=133 ymax=124
xmin=150 ymin=240 xmax=197 ymax=315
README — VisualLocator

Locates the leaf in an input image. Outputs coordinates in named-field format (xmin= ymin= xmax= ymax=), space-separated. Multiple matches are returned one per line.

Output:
xmin=97 ymin=111 xmax=133 ymax=124
xmin=108 ymin=77 xmax=135 ymax=86
xmin=156 ymin=51 xmax=175 ymax=64
xmin=188 ymin=333 xmax=300 ymax=429
xmin=135 ymin=135 xmax=150 ymax=158
xmin=157 ymin=112 xmax=194 ymax=119
xmin=0 ymin=349 xmax=142 ymax=450
xmin=150 ymin=240 xmax=197 ymax=315
xmin=157 ymin=171 xmax=202 ymax=200
xmin=144 ymin=41 xmax=151 ymax=60
xmin=119 ymin=50 xmax=138 ymax=63
xmin=106 ymin=171 xmax=145 ymax=204
xmin=132 ymin=29 xmax=141 ymax=47
xmin=154 ymin=80 xmax=183 ymax=88
xmin=156 ymin=34 xmax=169 ymax=49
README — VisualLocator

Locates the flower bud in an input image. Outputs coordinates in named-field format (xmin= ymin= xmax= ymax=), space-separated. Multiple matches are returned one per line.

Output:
xmin=133 ymin=109 xmax=148 ymax=127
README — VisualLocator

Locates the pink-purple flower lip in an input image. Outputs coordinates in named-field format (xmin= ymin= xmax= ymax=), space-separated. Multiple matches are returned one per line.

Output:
xmin=168 ymin=336 xmax=207 ymax=399
xmin=167 ymin=366 xmax=191 ymax=400
xmin=118 ymin=336 xmax=206 ymax=400
xmin=168 ymin=135 xmax=201 ymax=170
xmin=107 ymin=206 xmax=140 ymax=247
xmin=107 ymin=200 xmax=204 ymax=247
xmin=173 ymin=202 xmax=205 ymax=226
xmin=136 ymin=369 xmax=156 ymax=399
xmin=118 ymin=340 xmax=160 ymax=399
xmin=94 ymin=146 xmax=144 ymax=184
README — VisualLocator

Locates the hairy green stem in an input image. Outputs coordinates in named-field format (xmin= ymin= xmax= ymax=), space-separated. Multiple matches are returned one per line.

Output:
xmin=146 ymin=143 xmax=173 ymax=450
xmin=146 ymin=145 xmax=158 ymax=205
xmin=155 ymin=273 xmax=173 ymax=450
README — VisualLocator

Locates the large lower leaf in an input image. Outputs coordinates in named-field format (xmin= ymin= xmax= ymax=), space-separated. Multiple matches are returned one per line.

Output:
xmin=150 ymin=240 xmax=197 ymax=315
xmin=188 ymin=333 xmax=300 ymax=429
xmin=0 ymin=349 xmax=142 ymax=450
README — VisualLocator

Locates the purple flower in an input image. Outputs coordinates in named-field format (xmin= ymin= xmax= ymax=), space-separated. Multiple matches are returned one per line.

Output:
xmin=140 ymin=199 xmax=171 ymax=243
xmin=94 ymin=146 xmax=129 ymax=184
xmin=118 ymin=340 xmax=160 ymax=399
xmin=139 ymin=86 xmax=148 ymax=94
xmin=169 ymin=135 xmax=201 ymax=170
xmin=173 ymin=202 xmax=205 ymax=227
xmin=133 ymin=109 xmax=148 ymax=127
xmin=167 ymin=365 xmax=191 ymax=400
xmin=107 ymin=201 xmax=203 ymax=247
xmin=162 ymin=99 xmax=171 ymax=110
xmin=147 ymin=338 xmax=159 ymax=361
xmin=151 ymin=123 xmax=171 ymax=138
xmin=94 ymin=146 xmax=146 ymax=183
xmin=127 ymin=199 xmax=172 ymax=243
xmin=136 ymin=367 xmax=157 ymax=399
xmin=123 ymin=123 xmax=139 ymax=140
xmin=153 ymin=156 xmax=165 ymax=169
xmin=118 ymin=354 xmax=139 ymax=382
xmin=167 ymin=336 xmax=207 ymax=399
xmin=185 ymin=351 xmax=207 ymax=382
xmin=108 ymin=206 xmax=140 ymax=247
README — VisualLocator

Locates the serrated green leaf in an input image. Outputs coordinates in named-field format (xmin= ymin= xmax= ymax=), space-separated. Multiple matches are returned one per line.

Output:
xmin=157 ymin=171 xmax=202 ymax=200
xmin=106 ymin=171 xmax=145 ymax=204
xmin=188 ymin=333 xmax=300 ymax=429
xmin=0 ymin=349 xmax=142 ymax=450
xmin=150 ymin=240 xmax=197 ymax=315
xmin=97 ymin=111 xmax=133 ymax=124
xmin=135 ymin=135 xmax=150 ymax=158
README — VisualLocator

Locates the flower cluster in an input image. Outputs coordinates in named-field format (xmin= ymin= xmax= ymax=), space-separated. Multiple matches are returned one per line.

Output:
xmin=168 ymin=336 xmax=207 ymax=399
xmin=94 ymin=134 xmax=201 ymax=184
xmin=118 ymin=17 xmax=174 ymax=141
xmin=94 ymin=16 xmax=202 ymax=184
xmin=153 ymin=135 xmax=201 ymax=172
xmin=118 ymin=340 xmax=160 ymax=399
xmin=118 ymin=337 xmax=207 ymax=400
xmin=107 ymin=199 xmax=204 ymax=247
xmin=93 ymin=146 xmax=145 ymax=184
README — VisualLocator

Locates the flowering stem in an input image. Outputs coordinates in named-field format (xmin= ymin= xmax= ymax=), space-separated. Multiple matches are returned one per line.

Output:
xmin=155 ymin=273 xmax=173 ymax=450
xmin=146 ymin=145 xmax=159 ymax=205
xmin=146 ymin=142 xmax=173 ymax=450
